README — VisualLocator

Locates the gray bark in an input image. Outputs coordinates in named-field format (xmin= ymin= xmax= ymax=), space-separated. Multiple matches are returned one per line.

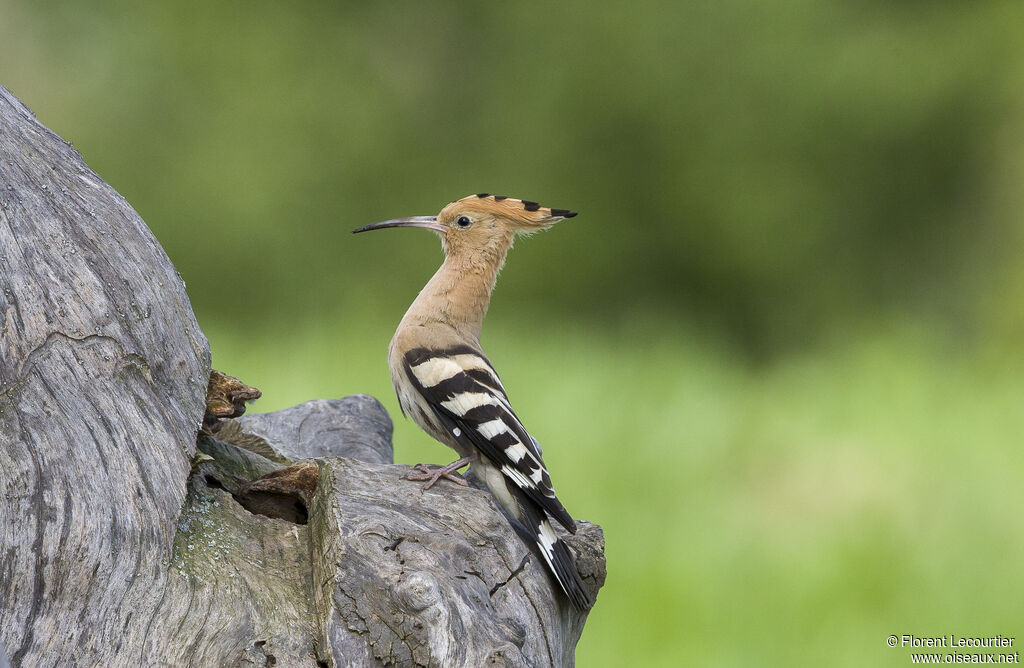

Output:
xmin=0 ymin=84 xmax=604 ymax=667
xmin=238 ymin=395 xmax=394 ymax=465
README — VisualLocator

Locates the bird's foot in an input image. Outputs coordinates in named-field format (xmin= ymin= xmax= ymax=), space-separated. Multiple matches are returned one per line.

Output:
xmin=405 ymin=456 xmax=475 ymax=490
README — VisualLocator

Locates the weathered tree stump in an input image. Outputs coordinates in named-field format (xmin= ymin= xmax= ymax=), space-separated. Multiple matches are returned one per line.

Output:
xmin=0 ymin=84 xmax=604 ymax=667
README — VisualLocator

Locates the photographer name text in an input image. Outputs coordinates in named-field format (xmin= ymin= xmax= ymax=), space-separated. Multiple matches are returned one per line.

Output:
xmin=899 ymin=636 xmax=1015 ymax=649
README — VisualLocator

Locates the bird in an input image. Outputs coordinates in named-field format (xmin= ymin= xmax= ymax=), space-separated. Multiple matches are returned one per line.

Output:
xmin=352 ymin=193 xmax=593 ymax=610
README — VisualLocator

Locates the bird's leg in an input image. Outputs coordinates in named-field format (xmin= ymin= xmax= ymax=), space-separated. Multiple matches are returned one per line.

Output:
xmin=405 ymin=452 xmax=478 ymax=490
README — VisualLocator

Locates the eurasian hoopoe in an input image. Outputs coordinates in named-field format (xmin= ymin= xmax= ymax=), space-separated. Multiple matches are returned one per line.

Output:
xmin=353 ymin=193 xmax=593 ymax=610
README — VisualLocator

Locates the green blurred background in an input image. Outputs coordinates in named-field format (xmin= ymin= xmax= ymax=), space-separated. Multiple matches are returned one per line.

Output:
xmin=4 ymin=1 xmax=1024 ymax=664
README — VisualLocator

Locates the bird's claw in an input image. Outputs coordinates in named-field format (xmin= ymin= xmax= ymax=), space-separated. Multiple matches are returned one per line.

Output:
xmin=404 ymin=463 xmax=471 ymax=490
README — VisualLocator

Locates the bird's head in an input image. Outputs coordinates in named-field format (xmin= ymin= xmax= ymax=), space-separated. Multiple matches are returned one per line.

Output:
xmin=353 ymin=193 xmax=576 ymax=259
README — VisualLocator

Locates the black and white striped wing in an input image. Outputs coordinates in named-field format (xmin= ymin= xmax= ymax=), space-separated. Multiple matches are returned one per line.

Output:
xmin=403 ymin=346 xmax=576 ymax=533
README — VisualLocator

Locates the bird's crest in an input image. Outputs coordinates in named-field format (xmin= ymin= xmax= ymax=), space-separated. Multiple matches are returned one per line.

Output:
xmin=440 ymin=193 xmax=577 ymax=231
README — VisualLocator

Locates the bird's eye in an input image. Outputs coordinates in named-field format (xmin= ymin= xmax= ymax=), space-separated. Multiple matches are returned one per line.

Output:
xmin=456 ymin=216 xmax=472 ymax=228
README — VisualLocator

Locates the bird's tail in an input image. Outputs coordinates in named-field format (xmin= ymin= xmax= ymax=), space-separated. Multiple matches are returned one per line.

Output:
xmin=512 ymin=492 xmax=594 ymax=610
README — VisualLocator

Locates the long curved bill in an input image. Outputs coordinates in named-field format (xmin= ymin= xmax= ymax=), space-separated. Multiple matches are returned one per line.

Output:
xmin=352 ymin=216 xmax=444 ymax=234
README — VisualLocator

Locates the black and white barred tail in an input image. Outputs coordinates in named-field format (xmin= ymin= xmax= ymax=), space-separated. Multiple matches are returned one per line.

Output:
xmin=509 ymin=486 xmax=593 ymax=610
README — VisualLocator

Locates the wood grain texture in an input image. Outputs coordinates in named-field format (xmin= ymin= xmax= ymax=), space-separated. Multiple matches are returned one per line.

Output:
xmin=242 ymin=398 xmax=606 ymax=665
xmin=311 ymin=456 xmax=604 ymax=667
xmin=0 ymin=85 xmax=604 ymax=667
xmin=0 ymin=84 xmax=210 ymax=665
xmin=238 ymin=395 xmax=394 ymax=464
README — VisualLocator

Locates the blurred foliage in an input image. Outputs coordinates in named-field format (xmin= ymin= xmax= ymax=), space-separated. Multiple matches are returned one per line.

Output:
xmin=4 ymin=0 xmax=1024 ymax=355
xmin=3 ymin=1 xmax=1024 ymax=665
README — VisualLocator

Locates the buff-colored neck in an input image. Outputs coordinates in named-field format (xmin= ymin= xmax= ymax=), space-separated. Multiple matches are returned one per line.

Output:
xmin=397 ymin=235 xmax=513 ymax=345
